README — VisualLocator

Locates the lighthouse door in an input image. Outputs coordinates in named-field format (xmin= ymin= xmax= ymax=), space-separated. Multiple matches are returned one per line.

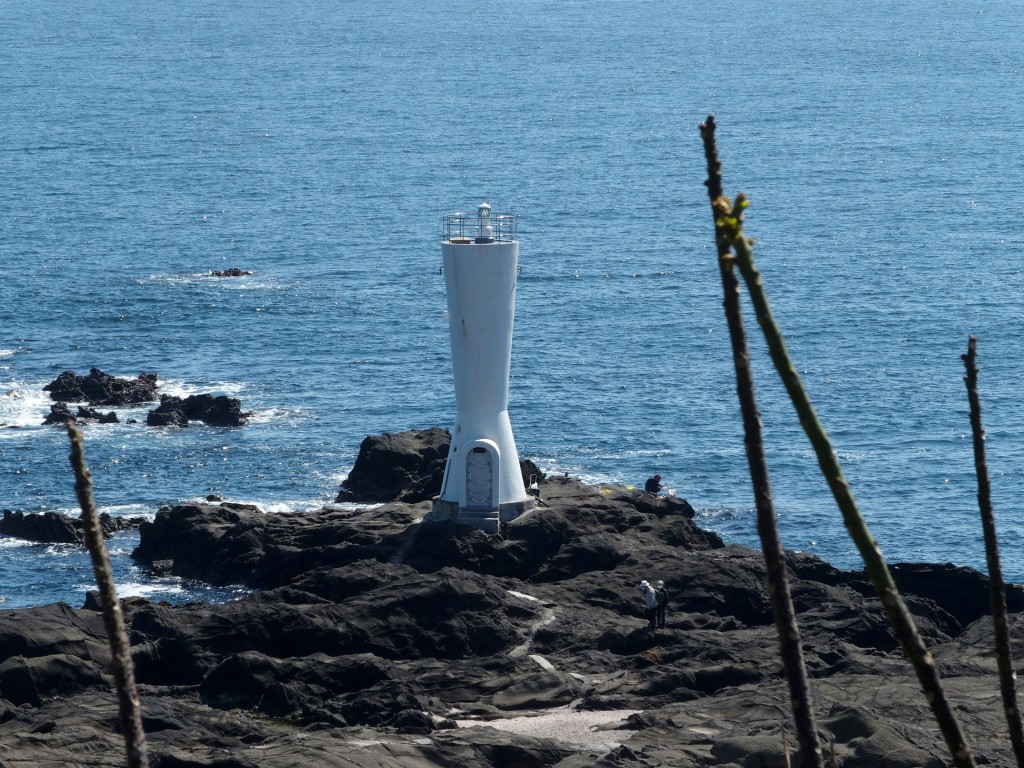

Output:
xmin=465 ymin=447 xmax=495 ymax=508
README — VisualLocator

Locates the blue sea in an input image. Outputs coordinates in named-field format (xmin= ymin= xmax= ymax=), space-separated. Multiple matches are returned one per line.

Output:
xmin=2 ymin=0 xmax=1022 ymax=609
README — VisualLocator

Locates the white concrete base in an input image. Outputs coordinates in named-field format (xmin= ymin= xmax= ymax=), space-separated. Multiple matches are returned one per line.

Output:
xmin=428 ymin=497 xmax=535 ymax=534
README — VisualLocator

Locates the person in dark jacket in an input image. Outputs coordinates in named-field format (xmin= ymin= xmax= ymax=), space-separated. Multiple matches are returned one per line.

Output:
xmin=644 ymin=474 xmax=663 ymax=494
xmin=655 ymin=580 xmax=668 ymax=628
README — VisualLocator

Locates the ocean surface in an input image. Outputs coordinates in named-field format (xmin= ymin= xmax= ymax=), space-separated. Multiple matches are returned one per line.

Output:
xmin=2 ymin=0 xmax=1022 ymax=609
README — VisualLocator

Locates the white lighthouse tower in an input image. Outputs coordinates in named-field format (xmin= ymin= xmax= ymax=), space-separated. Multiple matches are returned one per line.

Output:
xmin=432 ymin=203 xmax=535 ymax=534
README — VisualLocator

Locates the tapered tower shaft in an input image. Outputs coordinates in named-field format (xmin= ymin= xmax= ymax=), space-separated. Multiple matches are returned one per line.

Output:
xmin=432 ymin=204 xmax=534 ymax=533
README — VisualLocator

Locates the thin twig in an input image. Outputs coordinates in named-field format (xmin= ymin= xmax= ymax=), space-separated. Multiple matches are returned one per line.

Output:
xmin=67 ymin=423 xmax=149 ymax=768
xmin=963 ymin=337 xmax=1024 ymax=767
xmin=700 ymin=115 xmax=824 ymax=768
xmin=700 ymin=114 xmax=976 ymax=767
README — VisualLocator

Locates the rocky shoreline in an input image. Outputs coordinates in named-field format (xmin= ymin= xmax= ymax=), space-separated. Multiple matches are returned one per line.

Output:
xmin=2 ymin=429 xmax=1023 ymax=766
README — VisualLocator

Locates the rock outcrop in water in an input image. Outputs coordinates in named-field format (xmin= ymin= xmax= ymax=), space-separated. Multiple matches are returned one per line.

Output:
xmin=0 ymin=509 xmax=146 ymax=544
xmin=2 ymin=428 xmax=1023 ymax=767
xmin=42 ymin=403 xmax=119 ymax=425
xmin=39 ymin=370 xmax=252 ymax=428
xmin=43 ymin=368 xmax=159 ymax=406
xmin=146 ymin=393 xmax=252 ymax=427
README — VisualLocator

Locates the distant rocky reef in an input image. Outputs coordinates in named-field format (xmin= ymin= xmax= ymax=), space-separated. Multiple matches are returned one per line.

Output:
xmin=209 ymin=267 xmax=252 ymax=277
xmin=40 ymin=368 xmax=249 ymax=427
xmin=44 ymin=368 xmax=158 ymax=406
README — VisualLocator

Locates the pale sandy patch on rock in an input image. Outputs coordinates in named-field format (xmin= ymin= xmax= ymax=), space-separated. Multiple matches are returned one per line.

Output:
xmin=456 ymin=708 xmax=640 ymax=748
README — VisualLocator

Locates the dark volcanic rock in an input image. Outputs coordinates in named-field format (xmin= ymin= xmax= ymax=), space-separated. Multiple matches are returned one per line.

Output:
xmin=337 ymin=427 xmax=452 ymax=503
xmin=43 ymin=368 xmax=158 ymax=405
xmin=43 ymin=403 xmax=119 ymax=425
xmin=6 ymin=431 xmax=1024 ymax=767
xmin=133 ymin=501 xmax=422 ymax=587
xmin=41 ymin=402 xmax=74 ymax=425
xmin=0 ymin=510 xmax=81 ymax=544
xmin=147 ymin=393 xmax=252 ymax=427
xmin=0 ymin=509 xmax=146 ymax=544
xmin=0 ymin=653 xmax=107 ymax=706
xmin=134 ymin=476 xmax=717 ymax=588
xmin=210 ymin=268 xmax=252 ymax=277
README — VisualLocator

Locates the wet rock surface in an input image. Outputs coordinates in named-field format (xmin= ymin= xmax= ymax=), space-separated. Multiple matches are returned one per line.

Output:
xmin=2 ymin=429 xmax=1024 ymax=766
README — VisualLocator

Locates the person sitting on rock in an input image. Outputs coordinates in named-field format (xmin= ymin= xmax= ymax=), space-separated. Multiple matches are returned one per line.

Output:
xmin=640 ymin=580 xmax=658 ymax=629
xmin=644 ymin=474 xmax=663 ymax=494
xmin=655 ymin=580 xmax=668 ymax=628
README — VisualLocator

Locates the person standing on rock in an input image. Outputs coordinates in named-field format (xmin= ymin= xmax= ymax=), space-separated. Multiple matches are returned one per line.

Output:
xmin=640 ymin=580 xmax=658 ymax=629
xmin=655 ymin=580 xmax=668 ymax=628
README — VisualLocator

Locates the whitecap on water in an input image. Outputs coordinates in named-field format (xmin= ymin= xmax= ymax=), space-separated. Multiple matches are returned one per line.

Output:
xmin=136 ymin=272 xmax=287 ymax=292
xmin=112 ymin=581 xmax=186 ymax=599
xmin=97 ymin=503 xmax=154 ymax=518
xmin=0 ymin=380 xmax=53 ymax=429
xmin=244 ymin=406 xmax=302 ymax=425
xmin=158 ymin=378 xmax=246 ymax=398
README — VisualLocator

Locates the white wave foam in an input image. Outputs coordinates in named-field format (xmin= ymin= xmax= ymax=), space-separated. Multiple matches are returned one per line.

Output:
xmin=0 ymin=381 xmax=53 ymax=429
xmin=251 ymin=499 xmax=334 ymax=514
xmin=97 ymin=502 xmax=152 ymax=515
xmin=113 ymin=582 xmax=185 ymax=599
xmin=321 ymin=501 xmax=382 ymax=512
xmin=158 ymin=378 xmax=246 ymax=398
xmin=138 ymin=273 xmax=285 ymax=292
xmin=244 ymin=407 xmax=300 ymax=425
xmin=137 ymin=274 xmax=195 ymax=287
xmin=43 ymin=542 xmax=80 ymax=556
xmin=0 ymin=537 xmax=32 ymax=549
xmin=207 ymin=278 xmax=279 ymax=292
xmin=181 ymin=496 xmax=343 ymax=514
